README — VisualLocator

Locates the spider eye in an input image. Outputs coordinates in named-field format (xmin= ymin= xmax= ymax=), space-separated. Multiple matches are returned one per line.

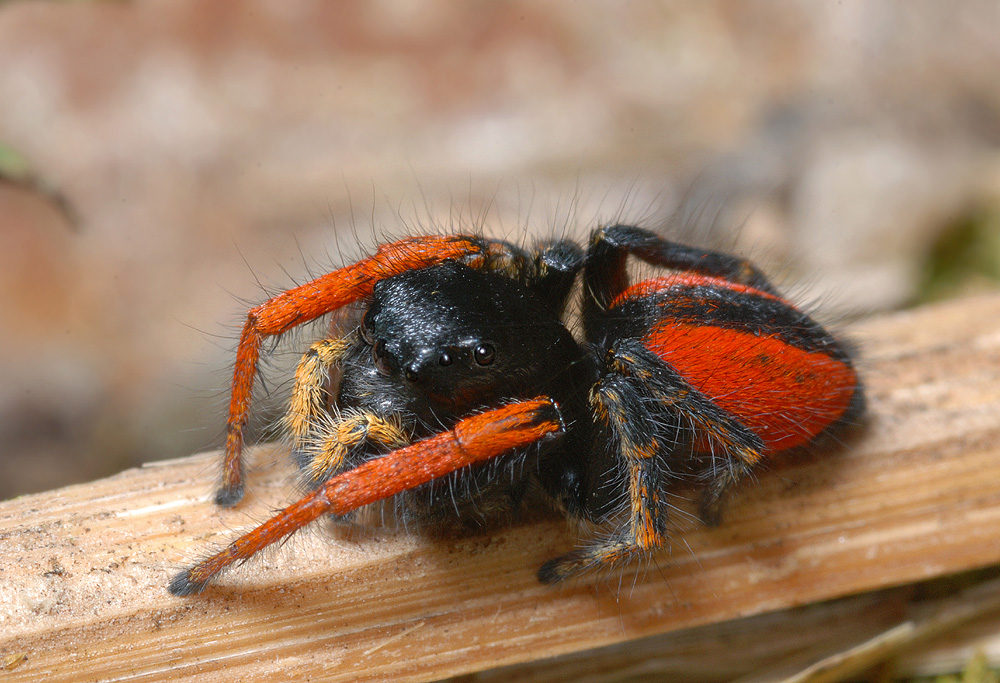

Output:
xmin=359 ymin=315 xmax=374 ymax=344
xmin=474 ymin=343 xmax=496 ymax=366
xmin=438 ymin=351 xmax=453 ymax=366
xmin=372 ymin=339 xmax=392 ymax=375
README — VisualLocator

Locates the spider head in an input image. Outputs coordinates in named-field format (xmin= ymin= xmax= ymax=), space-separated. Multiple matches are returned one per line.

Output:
xmin=339 ymin=260 xmax=580 ymax=426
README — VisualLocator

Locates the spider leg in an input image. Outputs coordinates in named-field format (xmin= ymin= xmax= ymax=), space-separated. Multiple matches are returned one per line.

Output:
xmin=539 ymin=373 xmax=671 ymax=583
xmin=538 ymin=340 xmax=765 ymax=583
xmin=525 ymin=239 xmax=585 ymax=316
xmin=284 ymin=336 xmax=356 ymax=457
xmin=283 ymin=337 xmax=412 ymax=508
xmin=608 ymin=339 xmax=767 ymax=525
xmin=170 ymin=397 xmax=564 ymax=596
xmin=218 ymin=234 xmax=514 ymax=507
xmin=583 ymin=224 xmax=781 ymax=326
xmin=300 ymin=412 xmax=410 ymax=486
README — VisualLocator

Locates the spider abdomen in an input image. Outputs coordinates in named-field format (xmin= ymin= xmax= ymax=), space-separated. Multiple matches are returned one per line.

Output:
xmin=609 ymin=273 xmax=861 ymax=453
xmin=645 ymin=321 xmax=858 ymax=451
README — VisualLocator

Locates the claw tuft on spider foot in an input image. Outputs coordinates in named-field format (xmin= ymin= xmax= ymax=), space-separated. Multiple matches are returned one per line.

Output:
xmin=213 ymin=484 xmax=245 ymax=508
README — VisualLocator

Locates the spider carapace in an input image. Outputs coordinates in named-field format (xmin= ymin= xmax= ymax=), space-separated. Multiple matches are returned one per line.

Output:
xmin=169 ymin=225 xmax=863 ymax=595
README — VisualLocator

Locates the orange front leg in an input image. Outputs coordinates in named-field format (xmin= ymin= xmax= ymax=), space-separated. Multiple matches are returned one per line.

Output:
xmin=173 ymin=397 xmax=564 ymax=595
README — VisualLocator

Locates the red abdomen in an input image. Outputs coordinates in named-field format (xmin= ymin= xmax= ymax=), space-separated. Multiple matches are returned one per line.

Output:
xmin=615 ymin=274 xmax=859 ymax=452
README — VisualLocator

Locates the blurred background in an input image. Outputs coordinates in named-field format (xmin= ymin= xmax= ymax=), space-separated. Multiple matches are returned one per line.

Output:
xmin=2 ymin=0 xmax=999 ymax=499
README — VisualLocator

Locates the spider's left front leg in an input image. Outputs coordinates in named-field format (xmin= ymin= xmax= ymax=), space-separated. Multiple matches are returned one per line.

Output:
xmin=169 ymin=397 xmax=564 ymax=596
xmin=538 ymin=339 xmax=765 ymax=584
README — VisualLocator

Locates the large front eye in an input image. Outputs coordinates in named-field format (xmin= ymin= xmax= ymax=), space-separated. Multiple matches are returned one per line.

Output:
xmin=372 ymin=339 xmax=392 ymax=375
xmin=473 ymin=343 xmax=496 ymax=366
xmin=359 ymin=312 xmax=374 ymax=344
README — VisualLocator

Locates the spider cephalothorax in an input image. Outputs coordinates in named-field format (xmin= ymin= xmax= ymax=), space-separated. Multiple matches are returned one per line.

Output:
xmin=344 ymin=260 xmax=587 ymax=425
xmin=169 ymin=225 xmax=863 ymax=595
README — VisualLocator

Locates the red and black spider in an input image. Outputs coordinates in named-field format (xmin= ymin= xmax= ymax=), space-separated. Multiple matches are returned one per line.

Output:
xmin=169 ymin=224 xmax=864 ymax=595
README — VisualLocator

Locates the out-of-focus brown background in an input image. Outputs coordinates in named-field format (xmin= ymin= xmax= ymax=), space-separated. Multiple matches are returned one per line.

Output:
xmin=2 ymin=1 xmax=999 ymax=499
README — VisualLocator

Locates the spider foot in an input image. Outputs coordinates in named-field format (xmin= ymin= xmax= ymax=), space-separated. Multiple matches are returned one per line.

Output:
xmin=167 ymin=568 xmax=209 ymax=597
xmin=213 ymin=483 xmax=245 ymax=508
xmin=537 ymin=540 xmax=645 ymax=585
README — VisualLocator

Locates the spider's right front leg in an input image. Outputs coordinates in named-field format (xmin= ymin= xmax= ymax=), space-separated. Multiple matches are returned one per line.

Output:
xmin=217 ymin=235 xmax=510 ymax=507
